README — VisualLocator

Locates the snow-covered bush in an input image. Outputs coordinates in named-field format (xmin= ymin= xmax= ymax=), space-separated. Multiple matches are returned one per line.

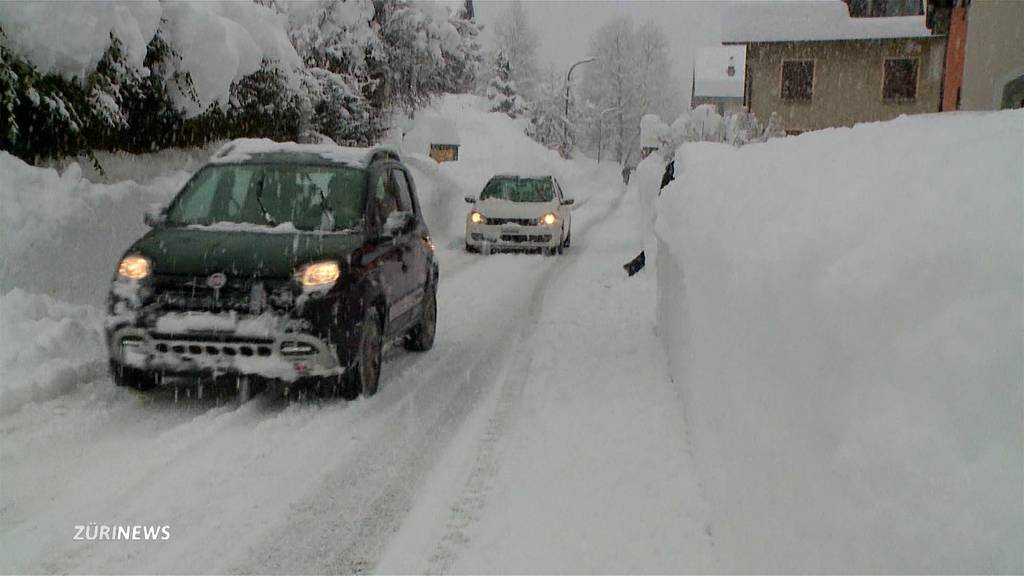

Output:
xmin=762 ymin=110 xmax=786 ymax=140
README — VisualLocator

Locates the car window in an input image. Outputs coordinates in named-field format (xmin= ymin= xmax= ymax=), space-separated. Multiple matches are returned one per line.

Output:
xmin=166 ymin=164 xmax=367 ymax=231
xmin=371 ymin=170 xmax=402 ymax=230
xmin=480 ymin=177 xmax=555 ymax=202
xmin=391 ymin=168 xmax=414 ymax=213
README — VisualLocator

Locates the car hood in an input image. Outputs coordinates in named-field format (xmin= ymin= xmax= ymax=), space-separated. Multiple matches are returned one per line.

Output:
xmin=130 ymin=226 xmax=365 ymax=278
xmin=474 ymin=198 xmax=558 ymax=219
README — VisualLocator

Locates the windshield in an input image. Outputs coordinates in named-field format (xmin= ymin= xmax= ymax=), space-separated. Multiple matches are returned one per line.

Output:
xmin=166 ymin=164 xmax=367 ymax=231
xmin=480 ymin=177 xmax=555 ymax=203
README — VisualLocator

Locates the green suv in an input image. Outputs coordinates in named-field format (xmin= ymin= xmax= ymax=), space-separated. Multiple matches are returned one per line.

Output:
xmin=106 ymin=139 xmax=439 ymax=401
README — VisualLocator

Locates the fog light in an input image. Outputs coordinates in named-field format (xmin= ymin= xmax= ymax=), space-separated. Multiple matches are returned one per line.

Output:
xmin=121 ymin=336 xmax=143 ymax=348
xmin=281 ymin=341 xmax=316 ymax=356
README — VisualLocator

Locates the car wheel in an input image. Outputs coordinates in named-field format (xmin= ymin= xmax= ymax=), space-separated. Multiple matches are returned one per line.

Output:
xmin=343 ymin=307 xmax=383 ymax=399
xmin=564 ymin=228 xmax=571 ymax=248
xmin=110 ymin=361 xmax=156 ymax=390
xmin=406 ymin=285 xmax=437 ymax=351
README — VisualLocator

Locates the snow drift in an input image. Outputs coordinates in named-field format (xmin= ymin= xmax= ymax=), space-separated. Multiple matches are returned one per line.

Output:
xmin=654 ymin=111 xmax=1024 ymax=572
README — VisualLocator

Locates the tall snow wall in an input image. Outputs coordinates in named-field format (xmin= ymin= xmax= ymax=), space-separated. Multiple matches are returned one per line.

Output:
xmin=653 ymin=111 xmax=1024 ymax=572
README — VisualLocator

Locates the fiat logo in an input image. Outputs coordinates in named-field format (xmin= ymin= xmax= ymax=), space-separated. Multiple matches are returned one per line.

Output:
xmin=206 ymin=272 xmax=227 ymax=289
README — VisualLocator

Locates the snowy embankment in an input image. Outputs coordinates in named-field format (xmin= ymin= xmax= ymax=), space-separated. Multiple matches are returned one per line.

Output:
xmin=654 ymin=111 xmax=1024 ymax=572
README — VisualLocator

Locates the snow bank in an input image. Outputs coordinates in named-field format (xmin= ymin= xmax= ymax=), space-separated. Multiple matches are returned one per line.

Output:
xmin=655 ymin=111 xmax=1024 ymax=572
xmin=0 ymin=151 xmax=189 ymax=305
xmin=0 ymin=289 xmax=107 ymax=415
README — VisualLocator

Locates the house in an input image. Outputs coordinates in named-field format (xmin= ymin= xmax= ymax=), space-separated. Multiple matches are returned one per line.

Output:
xmin=402 ymin=114 xmax=461 ymax=163
xmin=933 ymin=0 xmax=1024 ymax=111
xmin=691 ymin=45 xmax=747 ymax=117
xmin=722 ymin=1 xmax=945 ymax=134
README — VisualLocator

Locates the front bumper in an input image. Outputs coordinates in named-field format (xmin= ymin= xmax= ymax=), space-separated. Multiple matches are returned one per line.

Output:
xmin=108 ymin=312 xmax=343 ymax=382
xmin=466 ymin=223 xmax=559 ymax=249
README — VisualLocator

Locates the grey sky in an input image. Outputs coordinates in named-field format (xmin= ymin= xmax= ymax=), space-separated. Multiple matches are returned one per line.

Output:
xmin=472 ymin=1 xmax=729 ymax=108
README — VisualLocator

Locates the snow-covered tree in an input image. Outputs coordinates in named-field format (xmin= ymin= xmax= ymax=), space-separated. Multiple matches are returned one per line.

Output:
xmin=487 ymin=51 xmax=525 ymax=118
xmin=578 ymin=17 xmax=680 ymax=163
xmin=491 ymin=1 xmax=539 ymax=99
xmin=525 ymin=66 xmax=567 ymax=150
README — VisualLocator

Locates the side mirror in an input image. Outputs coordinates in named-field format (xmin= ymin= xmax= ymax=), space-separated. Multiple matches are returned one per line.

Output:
xmin=561 ymin=198 xmax=575 ymax=206
xmin=144 ymin=204 xmax=167 ymax=227
xmin=381 ymin=211 xmax=415 ymax=239
xmin=464 ymin=196 xmax=476 ymax=204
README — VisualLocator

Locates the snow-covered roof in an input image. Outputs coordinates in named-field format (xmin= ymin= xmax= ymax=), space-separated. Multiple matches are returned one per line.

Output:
xmin=722 ymin=2 xmax=931 ymax=43
xmin=210 ymin=139 xmax=400 ymax=167
xmin=693 ymin=46 xmax=746 ymax=98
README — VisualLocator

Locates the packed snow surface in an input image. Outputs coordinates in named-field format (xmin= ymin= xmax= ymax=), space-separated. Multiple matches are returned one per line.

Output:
xmin=655 ymin=110 xmax=1024 ymax=572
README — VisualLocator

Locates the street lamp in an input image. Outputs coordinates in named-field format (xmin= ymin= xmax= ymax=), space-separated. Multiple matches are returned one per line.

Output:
xmin=563 ymin=57 xmax=597 ymax=158
xmin=597 ymin=105 xmax=621 ymax=163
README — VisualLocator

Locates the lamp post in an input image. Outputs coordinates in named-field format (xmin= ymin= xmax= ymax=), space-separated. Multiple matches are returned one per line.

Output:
xmin=597 ymin=105 xmax=621 ymax=163
xmin=563 ymin=57 xmax=597 ymax=158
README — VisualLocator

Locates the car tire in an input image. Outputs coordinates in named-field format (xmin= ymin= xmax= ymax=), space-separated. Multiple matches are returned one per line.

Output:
xmin=110 ymin=361 xmax=156 ymax=390
xmin=342 ymin=307 xmax=383 ymax=399
xmin=564 ymin=228 xmax=571 ymax=248
xmin=406 ymin=285 xmax=437 ymax=352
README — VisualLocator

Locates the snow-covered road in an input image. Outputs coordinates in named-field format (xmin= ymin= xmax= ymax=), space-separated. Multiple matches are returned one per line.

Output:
xmin=0 ymin=162 xmax=707 ymax=573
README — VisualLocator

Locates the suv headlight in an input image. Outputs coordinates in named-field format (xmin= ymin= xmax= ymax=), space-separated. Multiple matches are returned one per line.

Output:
xmin=470 ymin=211 xmax=485 ymax=224
xmin=541 ymin=213 xmax=558 ymax=226
xmin=297 ymin=261 xmax=341 ymax=287
xmin=117 ymin=255 xmax=151 ymax=280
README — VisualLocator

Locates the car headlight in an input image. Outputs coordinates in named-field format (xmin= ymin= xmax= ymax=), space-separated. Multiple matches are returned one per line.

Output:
xmin=470 ymin=211 xmax=485 ymax=224
xmin=541 ymin=213 xmax=558 ymax=226
xmin=297 ymin=261 xmax=340 ymax=287
xmin=117 ymin=255 xmax=151 ymax=280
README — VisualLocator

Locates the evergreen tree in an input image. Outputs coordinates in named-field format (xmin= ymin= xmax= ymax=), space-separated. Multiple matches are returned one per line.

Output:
xmin=487 ymin=51 xmax=524 ymax=118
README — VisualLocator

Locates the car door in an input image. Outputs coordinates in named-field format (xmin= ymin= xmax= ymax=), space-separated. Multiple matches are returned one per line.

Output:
xmin=364 ymin=166 xmax=407 ymax=332
xmin=554 ymin=178 xmax=570 ymax=239
xmin=388 ymin=166 xmax=427 ymax=330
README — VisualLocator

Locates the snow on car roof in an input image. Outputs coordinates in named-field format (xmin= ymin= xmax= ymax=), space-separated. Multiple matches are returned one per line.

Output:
xmin=722 ymin=2 xmax=931 ymax=43
xmin=693 ymin=46 xmax=746 ymax=98
xmin=210 ymin=138 xmax=401 ymax=168
xmin=491 ymin=173 xmax=553 ymax=179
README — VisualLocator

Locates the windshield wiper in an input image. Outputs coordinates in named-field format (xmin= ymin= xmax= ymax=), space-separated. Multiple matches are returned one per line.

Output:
xmin=254 ymin=173 xmax=277 ymax=226
xmin=301 ymin=172 xmax=336 ymax=230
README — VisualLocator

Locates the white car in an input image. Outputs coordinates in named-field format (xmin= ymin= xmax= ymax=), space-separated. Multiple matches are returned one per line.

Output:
xmin=464 ymin=174 xmax=574 ymax=255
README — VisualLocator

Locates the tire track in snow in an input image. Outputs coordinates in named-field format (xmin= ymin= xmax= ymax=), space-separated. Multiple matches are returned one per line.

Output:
xmin=422 ymin=182 xmax=628 ymax=574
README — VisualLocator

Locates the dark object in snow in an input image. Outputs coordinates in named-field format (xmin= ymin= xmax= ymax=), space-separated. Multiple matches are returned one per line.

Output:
xmin=659 ymin=160 xmax=676 ymax=194
xmin=625 ymin=160 xmax=677 ymax=277
xmin=623 ymin=250 xmax=646 ymax=277
xmin=622 ymin=165 xmax=632 ymax=185
xmin=106 ymin=142 xmax=440 ymax=402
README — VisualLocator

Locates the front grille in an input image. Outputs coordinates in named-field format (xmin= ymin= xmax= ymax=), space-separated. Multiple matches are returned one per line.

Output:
xmin=153 ymin=341 xmax=273 ymax=358
xmin=151 ymin=275 xmax=286 ymax=313
xmin=501 ymin=234 xmax=552 ymax=243
xmin=487 ymin=217 xmax=536 ymax=226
